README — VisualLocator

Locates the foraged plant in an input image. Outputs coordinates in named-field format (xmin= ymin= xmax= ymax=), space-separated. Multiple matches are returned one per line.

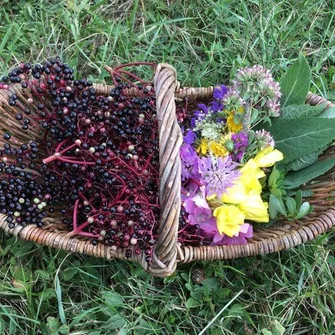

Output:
xmin=0 ymin=59 xmax=169 ymax=260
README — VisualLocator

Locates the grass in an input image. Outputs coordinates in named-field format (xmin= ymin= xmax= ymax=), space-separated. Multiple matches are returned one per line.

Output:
xmin=0 ymin=0 xmax=335 ymax=334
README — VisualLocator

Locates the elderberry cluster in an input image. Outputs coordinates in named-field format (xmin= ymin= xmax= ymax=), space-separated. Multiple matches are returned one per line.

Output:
xmin=0 ymin=58 xmax=163 ymax=260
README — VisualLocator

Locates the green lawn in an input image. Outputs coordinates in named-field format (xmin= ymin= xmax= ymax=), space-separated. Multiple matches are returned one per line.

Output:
xmin=0 ymin=1 xmax=334 ymax=334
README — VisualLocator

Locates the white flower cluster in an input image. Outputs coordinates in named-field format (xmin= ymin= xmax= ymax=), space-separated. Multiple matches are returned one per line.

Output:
xmin=194 ymin=111 xmax=222 ymax=141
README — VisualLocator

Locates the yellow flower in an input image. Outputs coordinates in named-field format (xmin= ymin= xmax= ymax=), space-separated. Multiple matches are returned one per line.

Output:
xmin=213 ymin=205 xmax=245 ymax=237
xmin=239 ymin=191 xmax=269 ymax=222
xmin=240 ymin=159 xmax=265 ymax=193
xmin=208 ymin=141 xmax=228 ymax=157
xmin=227 ymin=114 xmax=243 ymax=132
xmin=196 ymin=138 xmax=209 ymax=155
xmin=221 ymin=181 xmax=247 ymax=204
xmin=253 ymin=146 xmax=283 ymax=168
xmin=220 ymin=184 xmax=269 ymax=223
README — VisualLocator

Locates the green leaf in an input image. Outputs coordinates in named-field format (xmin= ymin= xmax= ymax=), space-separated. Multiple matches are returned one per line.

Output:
xmin=281 ymin=104 xmax=325 ymax=119
xmin=185 ymin=297 xmax=200 ymax=308
xmin=284 ymin=156 xmax=335 ymax=189
xmin=287 ymin=152 xmax=319 ymax=171
xmin=268 ymin=167 xmax=281 ymax=187
xmin=46 ymin=317 xmax=59 ymax=333
xmin=102 ymin=315 xmax=126 ymax=330
xmin=327 ymin=255 xmax=335 ymax=267
xmin=295 ymin=190 xmax=302 ymax=209
xmin=102 ymin=291 xmax=124 ymax=307
xmin=269 ymin=204 xmax=278 ymax=222
xmin=269 ymin=194 xmax=287 ymax=217
xmin=319 ymin=107 xmax=335 ymax=118
xmin=54 ymin=276 xmax=66 ymax=324
xmin=58 ymin=324 xmax=70 ymax=335
xmin=61 ymin=267 xmax=79 ymax=281
xmin=280 ymin=54 xmax=311 ymax=107
xmin=272 ymin=320 xmax=285 ymax=335
xmin=285 ymin=197 xmax=296 ymax=214
xmin=296 ymin=202 xmax=311 ymax=219
xmin=265 ymin=118 xmax=335 ymax=164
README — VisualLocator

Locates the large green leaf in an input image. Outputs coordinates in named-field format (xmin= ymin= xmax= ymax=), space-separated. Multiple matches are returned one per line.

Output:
xmin=283 ymin=156 xmax=335 ymax=189
xmin=320 ymin=107 xmax=335 ymax=118
xmin=287 ymin=152 xmax=319 ymax=171
xmin=280 ymin=54 xmax=311 ymax=107
xmin=281 ymin=104 xmax=325 ymax=119
xmin=266 ymin=118 xmax=335 ymax=164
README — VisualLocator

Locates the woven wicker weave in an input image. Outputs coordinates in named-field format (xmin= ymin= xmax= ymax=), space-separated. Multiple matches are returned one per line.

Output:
xmin=0 ymin=63 xmax=335 ymax=277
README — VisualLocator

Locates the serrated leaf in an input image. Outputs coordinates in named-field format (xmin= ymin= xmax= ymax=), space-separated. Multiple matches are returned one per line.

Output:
xmin=264 ymin=118 xmax=335 ymax=164
xmin=284 ymin=156 xmax=335 ymax=189
xmin=319 ymin=107 xmax=335 ymax=118
xmin=287 ymin=152 xmax=319 ymax=171
xmin=280 ymin=54 xmax=311 ymax=107
xmin=281 ymin=104 xmax=325 ymax=119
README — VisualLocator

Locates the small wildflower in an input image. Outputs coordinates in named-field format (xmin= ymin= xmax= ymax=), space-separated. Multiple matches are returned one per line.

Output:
xmin=198 ymin=155 xmax=240 ymax=197
xmin=196 ymin=138 xmax=209 ymax=155
xmin=231 ymin=132 xmax=248 ymax=162
xmin=208 ymin=141 xmax=228 ymax=157
xmin=254 ymin=129 xmax=275 ymax=150
xmin=227 ymin=113 xmax=243 ymax=132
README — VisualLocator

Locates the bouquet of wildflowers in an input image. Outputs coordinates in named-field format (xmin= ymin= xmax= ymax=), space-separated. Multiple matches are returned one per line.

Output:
xmin=179 ymin=55 xmax=335 ymax=246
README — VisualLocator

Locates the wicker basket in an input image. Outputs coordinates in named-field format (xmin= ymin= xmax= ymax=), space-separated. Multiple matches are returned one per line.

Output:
xmin=0 ymin=63 xmax=335 ymax=277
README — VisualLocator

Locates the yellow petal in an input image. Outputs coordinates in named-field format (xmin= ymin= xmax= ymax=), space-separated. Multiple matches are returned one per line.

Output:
xmin=208 ymin=141 xmax=228 ymax=157
xmin=196 ymin=138 xmax=209 ymax=155
xmin=238 ymin=192 xmax=269 ymax=222
xmin=227 ymin=114 xmax=243 ymax=133
xmin=240 ymin=159 xmax=264 ymax=193
xmin=213 ymin=205 xmax=245 ymax=237
xmin=221 ymin=181 xmax=247 ymax=204
xmin=254 ymin=147 xmax=283 ymax=168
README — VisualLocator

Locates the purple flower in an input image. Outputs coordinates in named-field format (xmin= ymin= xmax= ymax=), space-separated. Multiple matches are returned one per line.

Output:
xmin=211 ymin=100 xmax=223 ymax=112
xmin=213 ymin=85 xmax=228 ymax=100
xmin=191 ymin=104 xmax=209 ymax=127
xmin=231 ymin=132 xmax=249 ymax=162
xmin=212 ymin=223 xmax=253 ymax=245
xmin=180 ymin=144 xmax=200 ymax=181
xmin=183 ymin=187 xmax=216 ymax=227
xmin=183 ymin=129 xmax=196 ymax=145
xmin=181 ymin=181 xmax=199 ymax=202
xmin=198 ymin=155 xmax=240 ymax=197
xmin=198 ymin=212 xmax=253 ymax=245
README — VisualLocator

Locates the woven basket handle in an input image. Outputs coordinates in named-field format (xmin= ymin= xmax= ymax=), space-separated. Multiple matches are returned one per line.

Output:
xmin=145 ymin=63 xmax=183 ymax=276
